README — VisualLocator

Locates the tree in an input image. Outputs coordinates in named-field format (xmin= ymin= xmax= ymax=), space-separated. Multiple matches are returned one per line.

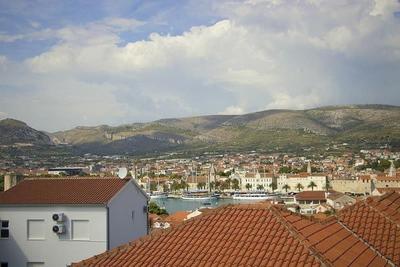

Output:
xmin=215 ymin=181 xmax=222 ymax=191
xmin=257 ymin=184 xmax=264 ymax=191
xmin=148 ymin=202 xmax=168 ymax=215
xmin=268 ymin=182 xmax=277 ymax=192
xmin=308 ymin=181 xmax=317 ymax=191
xmin=282 ymin=184 xmax=290 ymax=193
xmin=324 ymin=179 xmax=331 ymax=191
xmin=150 ymin=182 xmax=157 ymax=192
xmin=245 ymin=183 xmax=252 ymax=191
xmin=197 ymin=182 xmax=206 ymax=190
xmin=210 ymin=181 xmax=215 ymax=191
xmin=296 ymin=183 xmax=304 ymax=192
xmin=279 ymin=166 xmax=291 ymax=173
xmin=171 ymin=181 xmax=180 ymax=193
xmin=225 ymin=178 xmax=232 ymax=190
xmin=232 ymin=179 xmax=240 ymax=191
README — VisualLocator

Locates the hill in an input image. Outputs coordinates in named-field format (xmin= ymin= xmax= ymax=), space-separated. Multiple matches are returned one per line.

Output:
xmin=49 ymin=104 xmax=400 ymax=154
xmin=0 ymin=119 xmax=53 ymax=146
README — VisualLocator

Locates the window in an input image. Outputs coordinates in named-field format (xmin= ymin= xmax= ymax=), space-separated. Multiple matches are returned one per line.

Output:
xmin=72 ymin=220 xmax=89 ymax=240
xmin=27 ymin=220 xmax=45 ymax=240
xmin=0 ymin=220 xmax=9 ymax=239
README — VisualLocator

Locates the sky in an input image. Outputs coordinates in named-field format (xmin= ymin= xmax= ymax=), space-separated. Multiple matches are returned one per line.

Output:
xmin=0 ymin=0 xmax=399 ymax=132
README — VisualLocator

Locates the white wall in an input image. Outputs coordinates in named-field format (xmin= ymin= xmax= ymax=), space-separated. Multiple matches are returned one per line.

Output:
xmin=0 ymin=206 xmax=107 ymax=267
xmin=108 ymin=181 xmax=148 ymax=249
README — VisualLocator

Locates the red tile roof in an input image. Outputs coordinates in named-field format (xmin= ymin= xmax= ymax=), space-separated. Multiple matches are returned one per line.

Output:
xmin=0 ymin=178 xmax=129 ymax=205
xmin=72 ymin=200 xmax=394 ymax=267
xmin=281 ymin=210 xmax=387 ymax=266
xmin=338 ymin=191 xmax=400 ymax=265
xmin=296 ymin=191 xmax=326 ymax=201
xmin=73 ymin=204 xmax=323 ymax=267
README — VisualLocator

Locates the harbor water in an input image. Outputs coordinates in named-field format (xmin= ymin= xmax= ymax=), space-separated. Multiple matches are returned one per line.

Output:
xmin=152 ymin=197 xmax=262 ymax=214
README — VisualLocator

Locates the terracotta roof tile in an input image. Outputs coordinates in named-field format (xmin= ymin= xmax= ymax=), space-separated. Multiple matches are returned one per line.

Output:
xmin=296 ymin=191 xmax=326 ymax=201
xmin=338 ymin=191 xmax=400 ymax=266
xmin=73 ymin=205 xmax=323 ymax=267
xmin=74 ymin=199 xmax=397 ymax=267
xmin=0 ymin=178 xmax=130 ymax=204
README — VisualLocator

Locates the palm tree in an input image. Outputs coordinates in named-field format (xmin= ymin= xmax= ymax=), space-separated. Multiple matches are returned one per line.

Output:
xmin=232 ymin=179 xmax=240 ymax=191
xmin=257 ymin=184 xmax=264 ymax=191
xmin=245 ymin=183 xmax=252 ymax=191
xmin=215 ymin=181 xmax=221 ymax=191
xmin=296 ymin=183 xmax=304 ymax=192
xmin=282 ymin=184 xmax=290 ymax=193
xmin=268 ymin=182 xmax=277 ymax=192
xmin=210 ymin=181 xmax=215 ymax=191
xmin=225 ymin=178 xmax=232 ymax=190
xmin=308 ymin=181 xmax=317 ymax=191
xmin=324 ymin=179 xmax=331 ymax=191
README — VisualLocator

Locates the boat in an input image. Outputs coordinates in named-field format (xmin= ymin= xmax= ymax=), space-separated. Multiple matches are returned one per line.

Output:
xmin=232 ymin=191 xmax=278 ymax=200
xmin=148 ymin=191 xmax=168 ymax=199
xmin=181 ymin=190 xmax=217 ymax=201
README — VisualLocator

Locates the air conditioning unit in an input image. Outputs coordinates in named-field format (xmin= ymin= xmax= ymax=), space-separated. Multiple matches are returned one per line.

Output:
xmin=52 ymin=213 xmax=64 ymax=222
xmin=52 ymin=224 xmax=65 ymax=234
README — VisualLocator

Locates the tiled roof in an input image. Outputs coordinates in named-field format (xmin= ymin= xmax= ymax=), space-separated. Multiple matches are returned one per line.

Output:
xmin=72 ymin=201 xmax=394 ymax=267
xmin=338 ymin=191 xmax=400 ymax=265
xmin=73 ymin=204 xmax=322 ymax=267
xmin=282 ymin=211 xmax=387 ymax=266
xmin=0 ymin=178 xmax=129 ymax=205
xmin=296 ymin=191 xmax=326 ymax=201
xmin=377 ymin=175 xmax=400 ymax=181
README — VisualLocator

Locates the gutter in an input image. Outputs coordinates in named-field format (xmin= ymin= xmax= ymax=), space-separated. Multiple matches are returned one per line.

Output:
xmin=106 ymin=205 xmax=110 ymax=250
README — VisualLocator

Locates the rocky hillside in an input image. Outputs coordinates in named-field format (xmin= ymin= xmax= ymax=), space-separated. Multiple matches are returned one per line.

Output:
xmin=48 ymin=104 xmax=400 ymax=154
xmin=0 ymin=119 xmax=52 ymax=146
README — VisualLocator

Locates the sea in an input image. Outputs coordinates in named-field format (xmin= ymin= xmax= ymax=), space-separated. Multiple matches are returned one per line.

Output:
xmin=152 ymin=197 xmax=259 ymax=214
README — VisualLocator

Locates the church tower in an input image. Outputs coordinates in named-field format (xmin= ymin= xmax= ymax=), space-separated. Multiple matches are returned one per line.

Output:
xmin=307 ymin=161 xmax=312 ymax=174
xmin=389 ymin=160 xmax=396 ymax=177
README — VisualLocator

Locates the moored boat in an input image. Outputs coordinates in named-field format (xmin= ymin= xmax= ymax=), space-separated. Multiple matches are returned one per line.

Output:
xmin=232 ymin=191 xmax=278 ymax=200
xmin=181 ymin=190 xmax=216 ymax=201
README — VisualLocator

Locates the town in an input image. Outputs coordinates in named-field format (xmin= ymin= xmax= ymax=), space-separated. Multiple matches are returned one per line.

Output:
xmin=1 ymin=147 xmax=399 ymax=266
xmin=1 ymin=0 xmax=400 ymax=266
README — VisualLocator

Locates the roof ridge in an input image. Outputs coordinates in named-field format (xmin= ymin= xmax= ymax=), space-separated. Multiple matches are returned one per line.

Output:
xmin=269 ymin=206 xmax=331 ymax=267
xmin=336 ymin=218 xmax=394 ymax=266
xmin=72 ymin=204 xmax=235 ymax=266
xmin=365 ymin=196 xmax=400 ymax=227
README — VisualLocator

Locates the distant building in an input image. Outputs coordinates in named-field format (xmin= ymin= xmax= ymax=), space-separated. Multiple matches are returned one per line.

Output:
xmin=0 ymin=178 xmax=149 ymax=267
xmin=326 ymin=191 xmax=356 ymax=210
xmin=240 ymin=171 xmax=274 ymax=191
xmin=330 ymin=175 xmax=373 ymax=195
xmin=277 ymin=173 xmax=327 ymax=193
xmin=294 ymin=190 xmax=327 ymax=214
xmin=48 ymin=167 xmax=86 ymax=176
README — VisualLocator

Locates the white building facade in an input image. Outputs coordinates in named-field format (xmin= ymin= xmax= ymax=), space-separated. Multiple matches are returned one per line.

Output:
xmin=277 ymin=174 xmax=327 ymax=193
xmin=0 ymin=178 xmax=149 ymax=267
xmin=240 ymin=172 xmax=274 ymax=191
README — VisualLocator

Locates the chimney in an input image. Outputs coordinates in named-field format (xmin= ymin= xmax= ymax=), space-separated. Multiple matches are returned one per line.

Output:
xmin=307 ymin=161 xmax=312 ymax=174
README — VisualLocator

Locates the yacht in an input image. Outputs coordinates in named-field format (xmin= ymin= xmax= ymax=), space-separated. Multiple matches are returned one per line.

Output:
xmin=148 ymin=191 xmax=168 ymax=199
xmin=232 ymin=191 xmax=278 ymax=200
xmin=181 ymin=190 xmax=217 ymax=201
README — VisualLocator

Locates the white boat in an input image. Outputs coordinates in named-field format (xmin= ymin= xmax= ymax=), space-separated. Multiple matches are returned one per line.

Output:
xmin=181 ymin=191 xmax=216 ymax=201
xmin=232 ymin=192 xmax=277 ymax=200
xmin=148 ymin=191 xmax=168 ymax=199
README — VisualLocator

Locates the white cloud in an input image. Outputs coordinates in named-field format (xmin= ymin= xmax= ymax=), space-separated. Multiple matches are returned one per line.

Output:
xmin=0 ymin=0 xmax=400 ymax=131
xmin=219 ymin=106 xmax=245 ymax=115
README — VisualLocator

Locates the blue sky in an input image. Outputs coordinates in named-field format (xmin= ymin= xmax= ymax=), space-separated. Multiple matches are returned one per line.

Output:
xmin=0 ymin=0 xmax=399 ymax=131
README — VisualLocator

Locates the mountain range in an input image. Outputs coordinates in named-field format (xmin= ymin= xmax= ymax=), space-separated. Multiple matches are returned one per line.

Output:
xmin=1 ymin=104 xmax=400 ymax=155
